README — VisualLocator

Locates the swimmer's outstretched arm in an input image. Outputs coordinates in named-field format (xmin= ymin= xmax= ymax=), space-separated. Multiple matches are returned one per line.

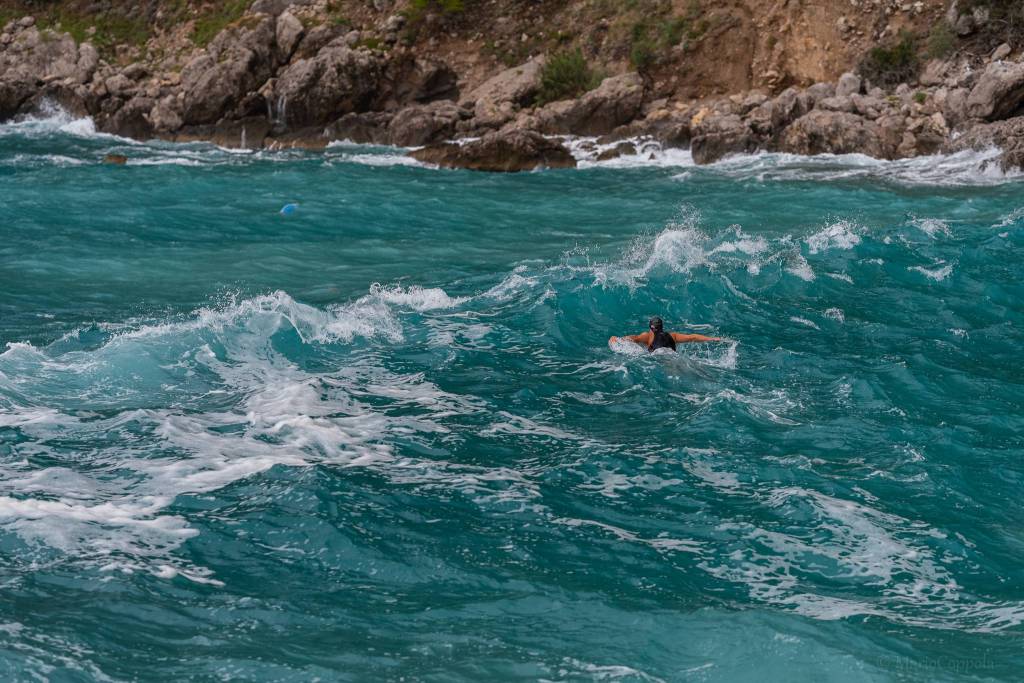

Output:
xmin=670 ymin=332 xmax=726 ymax=343
xmin=608 ymin=332 xmax=653 ymax=345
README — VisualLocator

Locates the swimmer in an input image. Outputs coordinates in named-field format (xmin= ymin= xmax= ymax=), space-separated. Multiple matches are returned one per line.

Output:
xmin=609 ymin=316 xmax=725 ymax=352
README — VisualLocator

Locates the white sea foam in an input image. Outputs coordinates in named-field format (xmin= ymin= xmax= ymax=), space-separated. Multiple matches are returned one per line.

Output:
xmin=911 ymin=217 xmax=952 ymax=238
xmin=784 ymin=252 xmax=816 ymax=281
xmin=823 ymin=308 xmax=845 ymax=323
xmin=705 ymin=147 xmax=1023 ymax=186
xmin=482 ymin=269 xmax=541 ymax=301
xmin=790 ymin=316 xmax=819 ymax=329
xmin=910 ymin=261 xmax=954 ymax=281
xmin=993 ymin=207 xmax=1024 ymax=229
xmin=568 ymin=136 xmax=697 ymax=169
xmin=366 ymin=283 xmax=468 ymax=311
xmin=0 ymin=100 xmax=134 ymax=143
xmin=805 ymin=220 xmax=862 ymax=254
xmin=0 ymin=287 xmax=542 ymax=582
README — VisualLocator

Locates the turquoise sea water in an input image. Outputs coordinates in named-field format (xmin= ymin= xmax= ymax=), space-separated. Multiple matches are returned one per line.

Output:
xmin=1 ymin=111 xmax=1023 ymax=682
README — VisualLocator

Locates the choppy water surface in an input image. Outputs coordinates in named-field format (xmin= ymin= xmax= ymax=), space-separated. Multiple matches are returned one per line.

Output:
xmin=1 ymin=112 xmax=1023 ymax=682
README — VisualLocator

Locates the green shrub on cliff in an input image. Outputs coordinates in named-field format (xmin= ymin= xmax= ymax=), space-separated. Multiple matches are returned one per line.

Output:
xmin=630 ymin=39 xmax=657 ymax=72
xmin=410 ymin=0 xmax=468 ymax=15
xmin=926 ymin=21 xmax=956 ymax=59
xmin=859 ymin=33 xmax=919 ymax=87
xmin=628 ymin=3 xmax=706 ymax=73
xmin=537 ymin=49 xmax=601 ymax=105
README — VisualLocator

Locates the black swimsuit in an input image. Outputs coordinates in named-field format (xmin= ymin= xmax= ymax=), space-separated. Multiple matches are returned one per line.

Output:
xmin=648 ymin=331 xmax=676 ymax=352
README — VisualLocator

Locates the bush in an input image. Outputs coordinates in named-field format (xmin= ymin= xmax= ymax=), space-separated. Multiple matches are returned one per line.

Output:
xmin=627 ymin=4 xmax=707 ymax=73
xmin=537 ymin=49 xmax=601 ymax=105
xmin=630 ymin=39 xmax=657 ymax=72
xmin=858 ymin=33 xmax=919 ymax=87
xmin=926 ymin=21 xmax=956 ymax=59
xmin=403 ymin=0 xmax=471 ymax=41
xmin=409 ymin=0 xmax=467 ymax=15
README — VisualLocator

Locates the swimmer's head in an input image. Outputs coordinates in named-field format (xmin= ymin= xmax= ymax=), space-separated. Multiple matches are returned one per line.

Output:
xmin=649 ymin=317 xmax=664 ymax=333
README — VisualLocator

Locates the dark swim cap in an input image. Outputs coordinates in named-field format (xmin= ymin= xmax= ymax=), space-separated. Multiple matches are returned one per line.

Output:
xmin=649 ymin=317 xmax=664 ymax=332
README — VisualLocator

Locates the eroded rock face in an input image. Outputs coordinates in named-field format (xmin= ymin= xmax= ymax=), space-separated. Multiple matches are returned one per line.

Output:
xmin=966 ymin=60 xmax=1024 ymax=121
xmin=387 ymin=55 xmax=458 ymax=106
xmin=461 ymin=57 xmax=545 ymax=129
xmin=409 ymin=129 xmax=576 ymax=172
xmin=272 ymin=44 xmax=384 ymax=127
xmin=947 ymin=115 xmax=1024 ymax=171
xmin=0 ymin=78 xmax=35 ymax=118
xmin=835 ymin=72 xmax=862 ymax=98
xmin=780 ymin=110 xmax=885 ymax=158
xmin=99 ymin=95 xmax=156 ymax=139
xmin=180 ymin=16 xmax=277 ymax=125
xmin=535 ymin=72 xmax=645 ymax=136
xmin=387 ymin=100 xmax=466 ymax=146
xmin=690 ymin=112 xmax=758 ymax=164
xmin=0 ymin=25 xmax=95 ymax=116
xmin=320 ymin=111 xmax=389 ymax=144
xmin=275 ymin=12 xmax=304 ymax=63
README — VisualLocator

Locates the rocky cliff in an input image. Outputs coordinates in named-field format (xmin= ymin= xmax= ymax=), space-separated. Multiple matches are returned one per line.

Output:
xmin=2 ymin=0 xmax=1023 ymax=171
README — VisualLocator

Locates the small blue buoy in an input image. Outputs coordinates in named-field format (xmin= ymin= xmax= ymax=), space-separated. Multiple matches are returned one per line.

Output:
xmin=280 ymin=203 xmax=299 ymax=216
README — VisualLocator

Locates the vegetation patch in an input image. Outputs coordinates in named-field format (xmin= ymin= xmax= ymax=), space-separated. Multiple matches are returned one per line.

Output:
xmin=858 ymin=32 xmax=919 ymax=87
xmin=0 ymin=8 xmax=23 ymax=29
xmin=537 ymin=48 xmax=602 ymax=105
xmin=926 ymin=21 xmax=957 ymax=59
xmin=627 ymin=1 xmax=706 ymax=73
xmin=192 ymin=0 xmax=250 ymax=47
xmin=401 ymin=0 xmax=475 ymax=42
xmin=36 ymin=8 xmax=150 ymax=59
xmin=321 ymin=0 xmax=351 ymax=28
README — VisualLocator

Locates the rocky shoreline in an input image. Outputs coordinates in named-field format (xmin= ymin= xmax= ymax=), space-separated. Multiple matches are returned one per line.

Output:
xmin=2 ymin=5 xmax=1023 ymax=173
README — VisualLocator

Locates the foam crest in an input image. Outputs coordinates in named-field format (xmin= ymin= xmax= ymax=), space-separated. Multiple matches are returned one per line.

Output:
xmin=568 ymin=136 xmax=697 ymax=169
xmin=706 ymin=148 xmax=1024 ymax=186
xmin=805 ymin=220 xmax=862 ymax=254
xmin=0 ymin=101 xmax=130 ymax=142
xmin=111 ymin=290 xmax=403 ymax=347
xmin=365 ymin=283 xmax=468 ymax=311
xmin=699 ymin=486 xmax=1024 ymax=632
xmin=909 ymin=261 xmax=954 ymax=281
xmin=911 ymin=217 xmax=952 ymax=238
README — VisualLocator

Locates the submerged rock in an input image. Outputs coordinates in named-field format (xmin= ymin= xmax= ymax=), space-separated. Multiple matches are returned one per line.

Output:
xmin=596 ymin=141 xmax=637 ymax=161
xmin=103 ymin=154 xmax=128 ymax=165
xmin=409 ymin=129 xmax=576 ymax=172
